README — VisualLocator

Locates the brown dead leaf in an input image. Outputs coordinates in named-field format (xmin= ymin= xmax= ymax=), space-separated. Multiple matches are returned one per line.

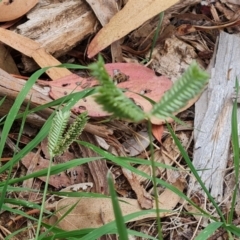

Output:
xmin=0 ymin=0 xmax=38 ymax=22
xmin=56 ymin=176 xmax=185 ymax=230
xmin=21 ymin=152 xmax=71 ymax=189
xmin=0 ymin=28 xmax=71 ymax=80
xmin=87 ymin=0 xmax=179 ymax=57
xmin=0 ymin=43 xmax=19 ymax=74
xmin=122 ymin=168 xmax=153 ymax=209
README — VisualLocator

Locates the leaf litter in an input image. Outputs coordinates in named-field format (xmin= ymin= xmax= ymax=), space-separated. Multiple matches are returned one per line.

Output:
xmin=0 ymin=0 xmax=240 ymax=239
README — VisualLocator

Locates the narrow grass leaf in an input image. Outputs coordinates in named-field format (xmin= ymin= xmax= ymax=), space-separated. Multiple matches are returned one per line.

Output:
xmin=4 ymin=88 xmax=95 ymax=125
xmin=148 ymin=11 xmax=164 ymax=61
xmin=4 ymin=198 xmax=43 ymax=210
xmin=40 ymin=227 xmax=93 ymax=240
xmin=0 ymin=67 xmax=50 ymax=160
xmin=0 ymin=96 xmax=6 ymax=107
xmin=224 ymin=224 xmax=240 ymax=237
xmin=108 ymin=172 xmax=129 ymax=240
xmin=195 ymin=222 xmax=223 ymax=240
xmin=0 ymin=98 xmax=31 ymax=210
xmin=229 ymin=78 xmax=240 ymax=223
xmin=2 ymin=204 xmax=38 ymax=222
xmin=49 ymin=191 xmax=108 ymax=198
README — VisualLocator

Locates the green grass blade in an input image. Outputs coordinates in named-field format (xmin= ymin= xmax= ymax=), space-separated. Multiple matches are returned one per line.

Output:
xmin=0 ymin=67 xmax=49 ymax=160
xmin=107 ymin=172 xmax=129 ymax=240
xmin=4 ymin=198 xmax=44 ymax=210
xmin=229 ymin=78 xmax=240 ymax=223
xmin=0 ymin=98 xmax=32 ymax=211
xmin=224 ymin=224 xmax=240 ymax=237
xmin=195 ymin=222 xmax=223 ymax=240
xmin=0 ymin=96 xmax=6 ymax=107
xmin=41 ymin=227 xmax=93 ymax=240
xmin=147 ymin=121 xmax=162 ymax=240
xmin=148 ymin=11 xmax=164 ymax=61
xmin=2 ymin=88 xmax=95 ymax=125
xmin=2 ymin=204 xmax=39 ymax=222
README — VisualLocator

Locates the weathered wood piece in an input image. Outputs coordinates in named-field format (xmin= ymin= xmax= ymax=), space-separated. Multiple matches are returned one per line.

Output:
xmin=190 ymin=32 xmax=240 ymax=201
xmin=15 ymin=0 xmax=98 ymax=71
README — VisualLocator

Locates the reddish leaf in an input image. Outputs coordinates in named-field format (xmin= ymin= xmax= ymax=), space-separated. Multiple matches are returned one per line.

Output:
xmin=38 ymin=63 xmax=173 ymax=122
xmin=152 ymin=124 xmax=164 ymax=143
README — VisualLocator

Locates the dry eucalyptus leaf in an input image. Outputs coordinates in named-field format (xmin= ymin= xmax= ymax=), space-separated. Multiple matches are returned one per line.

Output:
xmin=0 ymin=28 xmax=72 ymax=80
xmin=122 ymin=168 xmax=153 ymax=209
xmin=87 ymin=0 xmax=179 ymax=57
xmin=37 ymin=62 xmax=173 ymax=124
xmin=0 ymin=0 xmax=38 ymax=22
xmin=56 ymin=177 xmax=185 ymax=231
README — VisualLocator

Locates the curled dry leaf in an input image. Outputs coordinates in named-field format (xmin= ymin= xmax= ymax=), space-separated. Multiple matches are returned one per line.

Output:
xmin=37 ymin=62 xmax=173 ymax=124
xmin=0 ymin=0 xmax=38 ymax=22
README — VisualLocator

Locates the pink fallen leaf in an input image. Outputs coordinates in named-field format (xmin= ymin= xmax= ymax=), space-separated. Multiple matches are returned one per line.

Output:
xmin=37 ymin=63 xmax=173 ymax=124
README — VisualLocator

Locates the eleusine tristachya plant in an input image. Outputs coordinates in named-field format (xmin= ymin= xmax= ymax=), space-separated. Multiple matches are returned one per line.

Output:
xmin=36 ymin=111 xmax=88 ymax=238
xmin=87 ymin=55 xmax=209 ymax=240
xmin=47 ymin=55 xmax=209 ymax=157
xmin=43 ymin=56 xmax=208 ymax=240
